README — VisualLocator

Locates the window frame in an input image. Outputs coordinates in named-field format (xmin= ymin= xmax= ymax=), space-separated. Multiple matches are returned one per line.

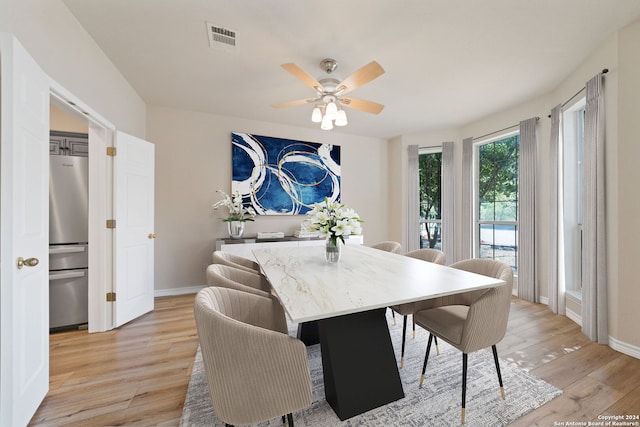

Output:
xmin=418 ymin=146 xmax=443 ymax=250
xmin=563 ymin=97 xmax=586 ymax=299
xmin=473 ymin=130 xmax=520 ymax=274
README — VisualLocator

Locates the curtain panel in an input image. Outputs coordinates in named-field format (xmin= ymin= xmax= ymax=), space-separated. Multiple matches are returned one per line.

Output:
xmin=441 ymin=141 xmax=455 ymax=264
xmin=461 ymin=137 xmax=474 ymax=261
xmin=548 ymin=105 xmax=566 ymax=314
xmin=517 ymin=117 xmax=539 ymax=302
xmin=407 ymin=145 xmax=420 ymax=252
xmin=581 ymin=73 xmax=608 ymax=344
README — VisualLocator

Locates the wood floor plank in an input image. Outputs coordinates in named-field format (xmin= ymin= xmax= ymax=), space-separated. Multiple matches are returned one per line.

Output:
xmin=597 ymin=384 xmax=640 ymax=422
xmin=28 ymin=294 xmax=639 ymax=426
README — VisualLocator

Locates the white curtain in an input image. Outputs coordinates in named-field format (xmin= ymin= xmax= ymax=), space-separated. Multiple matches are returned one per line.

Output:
xmin=518 ymin=117 xmax=538 ymax=302
xmin=582 ymin=73 xmax=608 ymax=344
xmin=407 ymin=145 xmax=420 ymax=252
xmin=548 ymin=105 xmax=566 ymax=314
xmin=441 ymin=141 xmax=455 ymax=264
xmin=461 ymin=137 xmax=474 ymax=261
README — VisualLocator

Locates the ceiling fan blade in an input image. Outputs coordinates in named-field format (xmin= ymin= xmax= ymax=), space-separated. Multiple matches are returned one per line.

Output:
xmin=336 ymin=61 xmax=385 ymax=95
xmin=340 ymin=97 xmax=384 ymax=114
xmin=271 ymin=98 xmax=318 ymax=108
xmin=281 ymin=63 xmax=324 ymax=92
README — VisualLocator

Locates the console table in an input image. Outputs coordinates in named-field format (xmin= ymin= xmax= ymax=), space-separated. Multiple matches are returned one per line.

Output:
xmin=215 ymin=234 xmax=363 ymax=260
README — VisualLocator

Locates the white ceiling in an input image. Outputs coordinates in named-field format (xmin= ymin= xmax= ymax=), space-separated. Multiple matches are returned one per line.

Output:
xmin=62 ymin=0 xmax=640 ymax=139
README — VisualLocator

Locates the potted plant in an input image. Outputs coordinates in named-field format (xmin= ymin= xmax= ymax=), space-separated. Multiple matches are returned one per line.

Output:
xmin=302 ymin=198 xmax=363 ymax=262
xmin=212 ymin=190 xmax=256 ymax=239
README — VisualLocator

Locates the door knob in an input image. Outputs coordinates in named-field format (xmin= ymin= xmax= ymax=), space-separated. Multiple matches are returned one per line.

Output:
xmin=17 ymin=257 xmax=39 ymax=269
xmin=148 ymin=233 xmax=156 ymax=239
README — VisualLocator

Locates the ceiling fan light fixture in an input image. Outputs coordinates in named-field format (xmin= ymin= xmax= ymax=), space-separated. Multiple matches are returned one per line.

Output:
xmin=335 ymin=109 xmax=348 ymax=126
xmin=311 ymin=106 xmax=322 ymax=123
xmin=325 ymin=101 xmax=338 ymax=120
xmin=274 ymin=58 xmax=385 ymax=130
xmin=320 ymin=114 xmax=334 ymax=130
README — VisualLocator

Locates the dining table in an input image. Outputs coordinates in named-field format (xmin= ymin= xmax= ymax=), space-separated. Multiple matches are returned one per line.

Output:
xmin=252 ymin=244 xmax=506 ymax=420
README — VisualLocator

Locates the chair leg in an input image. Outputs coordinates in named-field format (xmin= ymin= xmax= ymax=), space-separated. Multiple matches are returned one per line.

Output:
xmin=434 ymin=335 xmax=440 ymax=355
xmin=391 ymin=308 xmax=396 ymax=325
xmin=282 ymin=415 xmax=286 ymax=427
xmin=419 ymin=333 xmax=434 ymax=387
xmin=287 ymin=413 xmax=294 ymax=426
xmin=462 ymin=353 xmax=468 ymax=425
xmin=492 ymin=345 xmax=506 ymax=400
xmin=400 ymin=315 xmax=408 ymax=368
xmin=412 ymin=316 xmax=416 ymax=339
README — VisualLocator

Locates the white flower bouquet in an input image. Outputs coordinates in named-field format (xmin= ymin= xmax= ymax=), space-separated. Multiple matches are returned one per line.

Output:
xmin=302 ymin=198 xmax=363 ymax=246
xmin=212 ymin=190 xmax=256 ymax=222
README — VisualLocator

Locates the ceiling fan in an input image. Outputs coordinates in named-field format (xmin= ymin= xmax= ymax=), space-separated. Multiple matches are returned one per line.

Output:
xmin=272 ymin=58 xmax=385 ymax=130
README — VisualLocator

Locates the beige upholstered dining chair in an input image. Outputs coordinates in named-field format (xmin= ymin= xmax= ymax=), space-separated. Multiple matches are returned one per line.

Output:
xmin=414 ymin=258 xmax=513 ymax=424
xmin=390 ymin=248 xmax=446 ymax=367
xmin=212 ymin=250 xmax=261 ymax=274
xmin=206 ymin=263 xmax=271 ymax=298
xmin=194 ymin=287 xmax=312 ymax=427
xmin=369 ymin=241 xmax=403 ymax=253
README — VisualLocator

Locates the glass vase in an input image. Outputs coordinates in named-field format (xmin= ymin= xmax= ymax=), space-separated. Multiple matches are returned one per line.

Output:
xmin=325 ymin=238 xmax=342 ymax=263
xmin=227 ymin=221 xmax=244 ymax=239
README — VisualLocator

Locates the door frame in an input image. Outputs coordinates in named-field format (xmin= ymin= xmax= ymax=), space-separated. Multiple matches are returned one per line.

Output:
xmin=50 ymin=84 xmax=116 ymax=333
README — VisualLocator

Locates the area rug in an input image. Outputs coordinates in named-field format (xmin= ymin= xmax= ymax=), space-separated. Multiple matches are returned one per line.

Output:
xmin=180 ymin=316 xmax=561 ymax=426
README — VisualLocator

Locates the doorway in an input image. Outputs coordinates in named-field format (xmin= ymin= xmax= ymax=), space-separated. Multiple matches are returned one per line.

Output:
xmin=49 ymin=93 xmax=114 ymax=333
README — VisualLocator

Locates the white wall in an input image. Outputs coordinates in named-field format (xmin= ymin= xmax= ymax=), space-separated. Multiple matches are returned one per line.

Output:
xmin=616 ymin=18 xmax=640 ymax=352
xmin=146 ymin=106 xmax=388 ymax=291
xmin=0 ymin=0 xmax=146 ymax=137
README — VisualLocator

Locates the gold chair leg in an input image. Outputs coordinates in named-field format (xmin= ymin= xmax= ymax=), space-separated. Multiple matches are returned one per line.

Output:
xmin=461 ymin=408 xmax=466 ymax=424
xmin=419 ymin=373 xmax=425 ymax=387
xmin=435 ymin=343 xmax=440 ymax=355
xmin=500 ymin=386 xmax=506 ymax=400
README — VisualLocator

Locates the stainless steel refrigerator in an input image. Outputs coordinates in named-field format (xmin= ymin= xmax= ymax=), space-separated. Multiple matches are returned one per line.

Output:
xmin=49 ymin=147 xmax=89 ymax=330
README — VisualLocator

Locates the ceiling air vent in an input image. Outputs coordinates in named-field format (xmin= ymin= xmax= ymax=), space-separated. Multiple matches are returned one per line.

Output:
xmin=207 ymin=22 xmax=238 ymax=52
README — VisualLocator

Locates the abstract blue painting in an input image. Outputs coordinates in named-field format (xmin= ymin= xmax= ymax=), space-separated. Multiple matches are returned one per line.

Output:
xmin=231 ymin=132 xmax=341 ymax=215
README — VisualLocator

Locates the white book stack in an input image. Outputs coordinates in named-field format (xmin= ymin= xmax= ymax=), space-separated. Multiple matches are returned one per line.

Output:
xmin=294 ymin=230 xmax=319 ymax=238
xmin=257 ymin=231 xmax=285 ymax=239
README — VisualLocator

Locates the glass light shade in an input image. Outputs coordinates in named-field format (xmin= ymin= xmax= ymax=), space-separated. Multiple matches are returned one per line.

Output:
xmin=320 ymin=114 xmax=333 ymax=130
xmin=325 ymin=101 xmax=338 ymax=120
xmin=311 ymin=106 xmax=322 ymax=123
xmin=335 ymin=109 xmax=348 ymax=126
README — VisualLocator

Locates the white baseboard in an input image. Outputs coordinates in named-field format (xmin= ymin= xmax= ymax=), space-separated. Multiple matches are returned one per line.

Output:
xmin=565 ymin=307 xmax=582 ymax=326
xmin=539 ymin=296 xmax=549 ymax=305
xmin=609 ymin=336 xmax=640 ymax=359
xmin=154 ymin=285 xmax=205 ymax=298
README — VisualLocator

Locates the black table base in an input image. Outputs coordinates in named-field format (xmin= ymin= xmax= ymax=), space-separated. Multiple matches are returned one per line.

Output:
xmin=318 ymin=308 xmax=405 ymax=420
xmin=296 ymin=321 xmax=319 ymax=346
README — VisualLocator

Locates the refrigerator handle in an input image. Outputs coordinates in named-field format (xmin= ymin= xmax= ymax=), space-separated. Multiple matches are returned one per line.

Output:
xmin=49 ymin=245 xmax=86 ymax=255
xmin=49 ymin=270 xmax=87 ymax=281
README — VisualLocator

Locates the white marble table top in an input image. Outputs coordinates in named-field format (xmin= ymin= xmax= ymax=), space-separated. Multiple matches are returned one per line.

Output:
xmin=253 ymin=244 xmax=506 ymax=323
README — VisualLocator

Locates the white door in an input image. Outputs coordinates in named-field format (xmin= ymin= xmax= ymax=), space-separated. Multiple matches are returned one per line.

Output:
xmin=114 ymin=131 xmax=155 ymax=327
xmin=0 ymin=34 xmax=50 ymax=427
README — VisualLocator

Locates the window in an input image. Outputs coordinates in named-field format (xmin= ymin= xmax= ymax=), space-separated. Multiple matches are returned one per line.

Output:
xmin=563 ymin=98 xmax=586 ymax=296
xmin=419 ymin=149 xmax=442 ymax=250
xmin=475 ymin=133 xmax=519 ymax=273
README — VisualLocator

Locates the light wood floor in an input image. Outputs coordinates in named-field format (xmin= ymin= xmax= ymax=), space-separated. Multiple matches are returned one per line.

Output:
xmin=29 ymin=294 xmax=640 ymax=426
